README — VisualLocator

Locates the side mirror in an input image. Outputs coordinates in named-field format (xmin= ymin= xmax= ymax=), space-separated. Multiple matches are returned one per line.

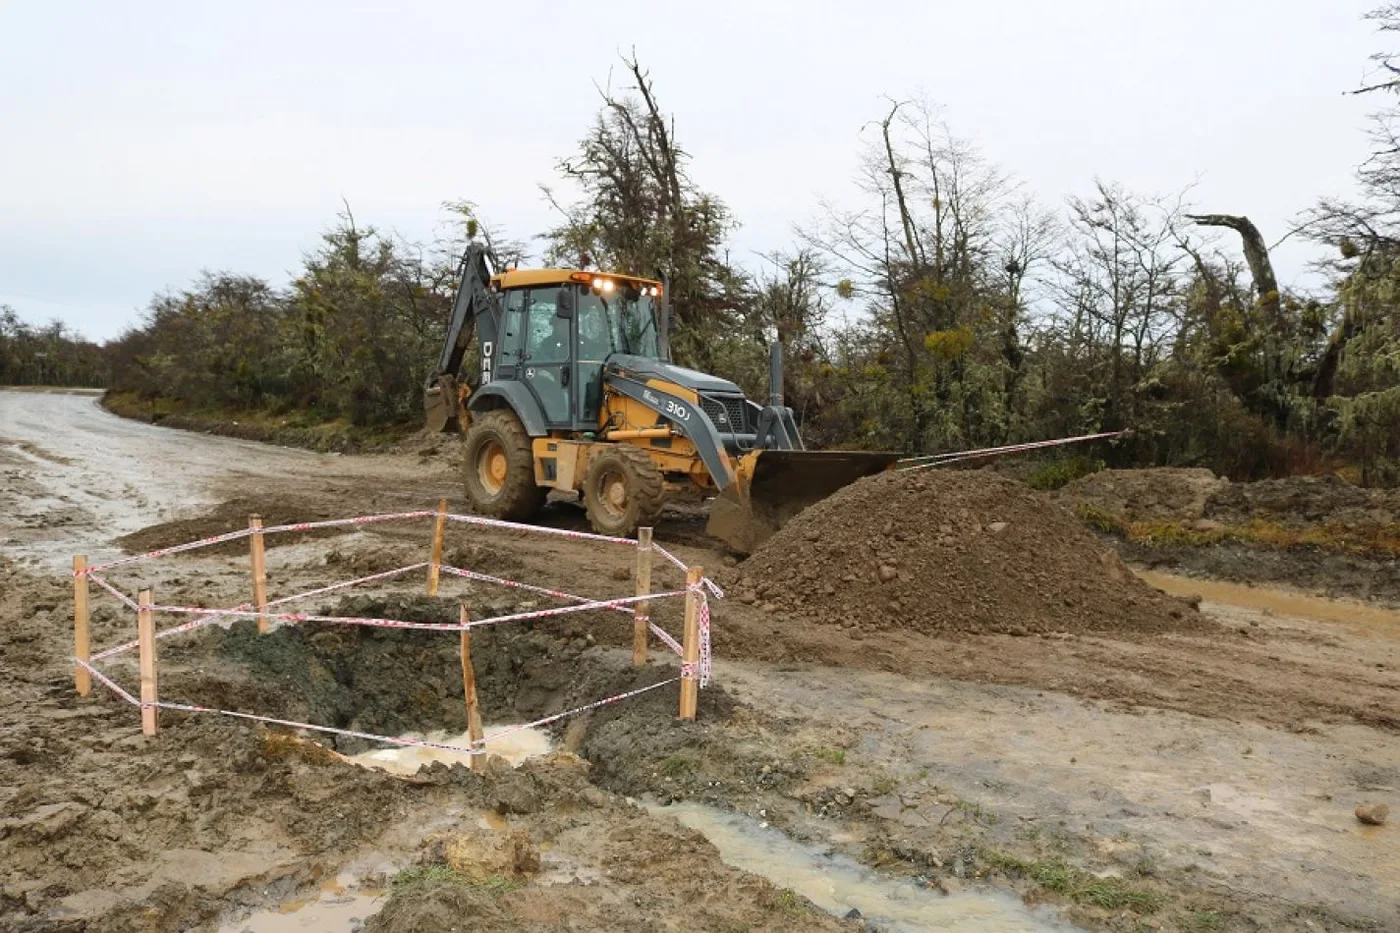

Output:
xmin=555 ymin=287 xmax=575 ymax=318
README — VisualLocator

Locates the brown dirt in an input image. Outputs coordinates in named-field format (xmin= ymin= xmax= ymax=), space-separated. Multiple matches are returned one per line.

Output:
xmin=0 ymin=562 xmax=836 ymax=933
xmin=731 ymin=469 xmax=1206 ymax=637
xmin=7 ymin=393 xmax=1400 ymax=932
xmin=113 ymin=495 xmax=356 ymax=556
xmin=1055 ymin=467 xmax=1226 ymax=523
xmin=1204 ymin=473 xmax=1400 ymax=527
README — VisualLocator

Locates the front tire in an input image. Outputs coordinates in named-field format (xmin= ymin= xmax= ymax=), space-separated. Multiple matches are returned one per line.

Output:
xmin=461 ymin=410 xmax=547 ymax=521
xmin=582 ymin=445 xmax=665 ymax=538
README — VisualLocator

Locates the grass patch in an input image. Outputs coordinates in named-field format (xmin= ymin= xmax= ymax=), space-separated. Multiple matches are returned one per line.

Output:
xmin=807 ymin=746 xmax=846 ymax=766
xmin=980 ymin=850 xmax=1160 ymax=913
xmin=952 ymin=798 xmax=1000 ymax=826
xmin=1027 ymin=456 xmax=1104 ymax=491
xmin=659 ymin=754 xmax=695 ymax=777
xmin=391 ymin=865 xmax=523 ymax=899
xmin=391 ymin=864 xmax=467 ymax=890
xmin=1178 ymin=910 xmax=1225 ymax=932
xmin=1072 ymin=503 xmax=1400 ymax=560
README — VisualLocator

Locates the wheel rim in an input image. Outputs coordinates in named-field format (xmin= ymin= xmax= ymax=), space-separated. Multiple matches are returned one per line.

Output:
xmin=597 ymin=468 xmax=629 ymax=521
xmin=477 ymin=440 xmax=509 ymax=497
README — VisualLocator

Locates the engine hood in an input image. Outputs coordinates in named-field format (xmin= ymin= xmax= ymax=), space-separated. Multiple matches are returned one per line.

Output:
xmin=606 ymin=355 xmax=743 ymax=396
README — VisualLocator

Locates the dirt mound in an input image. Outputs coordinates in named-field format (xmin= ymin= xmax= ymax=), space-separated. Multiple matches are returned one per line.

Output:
xmin=1204 ymin=474 xmax=1400 ymax=528
xmin=114 ymin=495 xmax=355 ymax=556
xmin=1055 ymin=467 xmax=1227 ymax=524
xmin=734 ymin=469 xmax=1203 ymax=637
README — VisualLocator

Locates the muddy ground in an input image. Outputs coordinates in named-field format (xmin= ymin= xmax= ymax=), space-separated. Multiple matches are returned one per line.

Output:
xmin=1056 ymin=468 xmax=1400 ymax=606
xmin=2 ymin=390 xmax=1398 ymax=933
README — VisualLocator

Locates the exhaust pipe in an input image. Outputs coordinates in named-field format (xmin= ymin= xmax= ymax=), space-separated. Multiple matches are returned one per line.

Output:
xmin=768 ymin=341 xmax=783 ymax=407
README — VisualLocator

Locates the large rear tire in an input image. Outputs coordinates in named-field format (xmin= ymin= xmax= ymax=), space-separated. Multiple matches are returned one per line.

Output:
xmin=461 ymin=410 xmax=547 ymax=521
xmin=582 ymin=445 xmax=665 ymax=538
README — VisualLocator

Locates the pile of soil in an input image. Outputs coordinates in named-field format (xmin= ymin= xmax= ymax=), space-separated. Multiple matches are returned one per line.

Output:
xmin=1058 ymin=468 xmax=1400 ymax=530
xmin=734 ymin=469 xmax=1203 ymax=637
xmin=114 ymin=495 xmax=357 ymax=556
xmin=1204 ymin=474 xmax=1400 ymax=528
xmin=1055 ymin=467 xmax=1227 ymax=524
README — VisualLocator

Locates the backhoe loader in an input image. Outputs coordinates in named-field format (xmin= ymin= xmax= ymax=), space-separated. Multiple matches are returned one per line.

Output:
xmin=424 ymin=243 xmax=897 ymax=552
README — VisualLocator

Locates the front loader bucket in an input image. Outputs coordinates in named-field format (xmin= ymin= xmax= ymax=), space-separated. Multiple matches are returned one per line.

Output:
xmin=706 ymin=450 xmax=901 ymax=554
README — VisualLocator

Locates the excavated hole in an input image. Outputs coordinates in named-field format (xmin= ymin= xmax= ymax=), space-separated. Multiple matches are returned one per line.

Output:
xmin=156 ymin=591 xmax=735 ymax=775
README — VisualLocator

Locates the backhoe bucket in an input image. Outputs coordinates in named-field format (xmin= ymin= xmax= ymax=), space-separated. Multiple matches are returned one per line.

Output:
xmin=706 ymin=450 xmax=901 ymax=554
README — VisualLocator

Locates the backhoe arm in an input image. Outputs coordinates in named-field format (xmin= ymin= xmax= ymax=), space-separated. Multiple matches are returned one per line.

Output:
xmin=425 ymin=243 xmax=500 ymax=433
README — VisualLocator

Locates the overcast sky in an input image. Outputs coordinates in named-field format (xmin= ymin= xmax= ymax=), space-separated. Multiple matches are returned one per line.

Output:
xmin=0 ymin=1 xmax=1384 ymax=342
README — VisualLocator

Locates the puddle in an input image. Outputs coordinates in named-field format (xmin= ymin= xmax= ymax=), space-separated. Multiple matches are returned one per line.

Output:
xmin=1138 ymin=570 xmax=1400 ymax=639
xmin=221 ymin=875 xmax=383 ymax=932
xmin=348 ymin=725 xmax=554 ymax=774
xmin=656 ymin=802 xmax=1077 ymax=932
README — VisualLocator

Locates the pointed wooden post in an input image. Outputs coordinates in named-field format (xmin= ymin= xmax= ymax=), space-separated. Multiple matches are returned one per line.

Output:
xmin=459 ymin=603 xmax=485 ymax=771
xmin=632 ymin=527 xmax=653 ymax=666
xmin=679 ymin=566 xmax=703 ymax=720
xmin=137 ymin=587 xmax=157 ymax=736
xmin=73 ymin=555 xmax=91 ymax=696
xmin=249 ymin=515 xmax=268 ymax=633
xmin=428 ymin=498 xmax=448 ymax=596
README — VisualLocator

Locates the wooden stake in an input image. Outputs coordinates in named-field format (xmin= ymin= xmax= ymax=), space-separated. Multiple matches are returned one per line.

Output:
xmin=679 ymin=566 xmax=703 ymax=720
xmin=73 ymin=555 xmax=90 ymax=697
xmin=460 ymin=604 xmax=485 ymax=771
xmin=632 ymin=527 xmax=654 ymax=667
xmin=249 ymin=514 xmax=268 ymax=633
xmin=427 ymin=498 xmax=448 ymax=596
xmin=137 ymin=588 xmax=157 ymax=736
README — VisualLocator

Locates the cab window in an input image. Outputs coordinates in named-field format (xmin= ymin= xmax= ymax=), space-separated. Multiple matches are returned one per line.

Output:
xmin=525 ymin=290 xmax=569 ymax=363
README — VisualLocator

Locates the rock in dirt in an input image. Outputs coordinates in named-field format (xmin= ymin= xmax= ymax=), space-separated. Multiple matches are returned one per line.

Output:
xmin=435 ymin=827 xmax=541 ymax=881
xmin=736 ymin=470 xmax=1207 ymax=637
xmin=1355 ymin=802 xmax=1389 ymax=826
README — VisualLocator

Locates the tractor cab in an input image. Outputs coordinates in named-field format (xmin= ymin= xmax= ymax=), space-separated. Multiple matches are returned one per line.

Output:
xmin=486 ymin=270 xmax=666 ymax=432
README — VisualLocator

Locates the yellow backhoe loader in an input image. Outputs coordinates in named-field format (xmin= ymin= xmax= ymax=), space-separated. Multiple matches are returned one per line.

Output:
xmin=424 ymin=244 xmax=897 ymax=551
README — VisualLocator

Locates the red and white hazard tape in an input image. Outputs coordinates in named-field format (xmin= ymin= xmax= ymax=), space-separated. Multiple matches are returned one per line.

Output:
xmin=441 ymin=511 xmax=638 ymax=547
xmin=88 ymin=563 xmax=435 ymax=661
xmin=82 ymin=510 xmax=439 ymax=574
xmin=649 ymin=622 xmax=684 ymax=656
xmin=481 ymin=676 xmax=680 ymax=743
xmin=78 ymin=653 xmax=681 ymax=759
xmin=652 ymin=544 xmax=725 ymax=598
xmin=439 ymin=565 xmax=633 ymax=616
xmin=697 ymin=589 xmax=712 ymax=687
xmin=74 ymin=657 xmax=140 ymax=706
xmin=74 ymin=506 xmax=723 ymax=756
xmin=87 ymin=573 xmax=139 ymax=610
xmin=146 ymin=588 xmax=687 ymax=632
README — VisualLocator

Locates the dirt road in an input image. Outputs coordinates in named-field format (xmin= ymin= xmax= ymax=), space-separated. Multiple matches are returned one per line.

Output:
xmin=2 ymin=389 xmax=1397 ymax=932
xmin=0 ymin=390 xmax=461 ymax=571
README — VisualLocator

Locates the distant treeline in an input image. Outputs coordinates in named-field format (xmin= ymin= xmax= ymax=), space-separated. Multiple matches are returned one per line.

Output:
xmin=0 ymin=307 xmax=107 ymax=388
xmin=105 ymin=220 xmax=452 ymax=430
xmin=103 ymin=33 xmax=1400 ymax=484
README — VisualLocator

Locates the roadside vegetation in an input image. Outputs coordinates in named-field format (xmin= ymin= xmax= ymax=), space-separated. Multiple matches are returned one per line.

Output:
xmin=0 ymin=307 xmax=105 ymax=388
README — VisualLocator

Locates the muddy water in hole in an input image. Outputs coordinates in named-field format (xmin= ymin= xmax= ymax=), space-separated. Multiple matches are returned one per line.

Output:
xmin=347 ymin=724 xmax=555 ymax=773
xmin=657 ymin=803 xmax=1078 ymax=932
